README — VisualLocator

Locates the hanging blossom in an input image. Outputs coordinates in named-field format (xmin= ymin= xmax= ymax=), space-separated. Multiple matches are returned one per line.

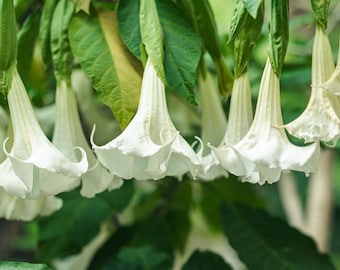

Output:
xmin=322 ymin=38 xmax=340 ymax=95
xmin=0 ymin=68 xmax=88 ymax=199
xmin=214 ymin=60 xmax=320 ymax=184
xmin=0 ymin=92 xmax=62 ymax=220
xmin=53 ymin=80 xmax=123 ymax=198
xmin=92 ymin=58 xmax=200 ymax=180
xmin=0 ymin=186 xmax=62 ymax=221
xmin=196 ymin=71 xmax=228 ymax=180
xmin=285 ymin=25 xmax=340 ymax=145
xmin=211 ymin=72 xmax=258 ymax=181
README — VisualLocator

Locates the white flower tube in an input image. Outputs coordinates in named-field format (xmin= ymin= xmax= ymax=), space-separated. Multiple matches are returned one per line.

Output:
xmin=0 ymin=69 xmax=88 ymax=199
xmin=322 ymin=38 xmax=340 ymax=95
xmin=197 ymin=72 xmax=228 ymax=180
xmin=212 ymin=72 xmax=256 ymax=180
xmin=53 ymin=80 xmax=122 ymax=198
xmin=92 ymin=58 xmax=200 ymax=180
xmin=216 ymin=60 xmax=320 ymax=184
xmin=223 ymin=72 xmax=253 ymax=145
xmin=285 ymin=25 xmax=340 ymax=145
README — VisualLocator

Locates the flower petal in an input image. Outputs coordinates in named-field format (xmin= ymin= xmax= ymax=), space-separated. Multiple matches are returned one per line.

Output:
xmin=80 ymin=161 xmax=123 ymax=198
xmin=0 ymin=187 xmax=62 ymax=221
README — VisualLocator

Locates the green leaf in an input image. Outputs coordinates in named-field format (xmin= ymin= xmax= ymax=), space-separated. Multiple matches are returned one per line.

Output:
xmin=51 ymin=0 xmax=74 ymax=80
xmin=118 ymin=0 xmax=201 ymax=105
xmin=228 ymin=0 xmax=248 ymax=42
xmin=311 ymin=0 xmax=330 ymax=30
xmin=156 ymin=0 xmax=201 ymax=104
xmin=242 ymin=0 xmax=263 ymax=18
xmin=0 ymin=0 xmax=17 ymax=96
xmin=17 ymin=9 xmax=41 ymax=83
xmin=72 ymin=0 xmax=90 ymax=14
xmin=117 ymin=0 xmax=141 ymax=59
xmin=175 ymin=0 xmax=233 ymax=97
xmin=114 ymin=246 xmax=173 ymax=270
xmin=0 ymin=262 xmax=52 ymax=270
xmin=199 ymin=177 xmax=263 ymax=231
xmin=88 ymin=226 xmax=135 ymax=270
xmin=268 ymin=0 xmax=289 ymax=77
xmin=221 ymin=203 xmax=336 ymax=270
xmin=69 ymin=10 xmax=143 ymax=129
xmin=39 ymin=0 xmax=58 ymax=67
xmin=14 ymin=0 xmax=35 ymax=22
xmin=182 ymin=251 xmax=233 ymax=270
xmin=133 ymin=178 xmax=192 ymax=252
xmin=97 ymin=245 xmax=173 ymax=270
xmin=140 ymin=0 xmax=165 ymax=81
xmin=37 ymin=182 xmax=134 ymax=262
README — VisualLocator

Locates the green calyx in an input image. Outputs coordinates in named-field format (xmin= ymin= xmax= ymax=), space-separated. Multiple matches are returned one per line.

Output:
xmin=0 ymin=0 xmax=17 ymax=96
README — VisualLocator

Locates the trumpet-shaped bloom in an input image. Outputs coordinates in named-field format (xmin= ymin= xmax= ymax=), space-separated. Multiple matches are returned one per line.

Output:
xmin=215 ymin=60 xmax=320 ymax=184
xmin=285 ymin=25 xmax=340 ymax=145
xmin=197 ymin=72 xmax=228 ymax=180
xmin=53 ymin=80 xmax=122 ymax=198
xmin=211 ymin=72 xmax=256 ymax=179
xmin=323 ymin=38 xmax=340 ymax=95
xmin=0 ymin=69 xmax=88 ymax=199
xmin=0 ymin=187 xmax=62 ymax=221
xmin=223 ymin=72 xmax=253 ymax=145
xmin=92 ymin=59 xmax=200 ymax=180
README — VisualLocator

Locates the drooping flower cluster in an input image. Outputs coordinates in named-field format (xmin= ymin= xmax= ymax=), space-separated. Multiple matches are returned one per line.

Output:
xmin=213 ymin=60 xmax=320 ymax=184
xmin=1 ymin=24 xmax=339 ymax=221
xmin=0 ymin=69 xmax=87 ymax=220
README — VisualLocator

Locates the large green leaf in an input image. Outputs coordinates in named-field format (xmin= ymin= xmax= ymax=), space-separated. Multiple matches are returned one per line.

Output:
xmin=132 ymin=178 xmax=192 ymax=252
xmin=175 ymin=0 xmax=234 ymax=97
xmin=117 ymin=0 xmax=141 ymax=59
xmin=37 ymin=182 xmax=134 ymax=262
xmin=69 ymin=10 xmax=143 ymax=129
xmin=157 ymin=0 xmax=201 ymax=104
xmin=182 ymin=251 xmax=233 ymax=270
xmin=199 ymin=177 xmax=263 ymax=231
xmin=221 ymin=203 xmax=336 ymax=270
xmin=118 ymin=0 xmax=201 ymax=105
xmin=0 ymin=262 xmax=51 ymax=270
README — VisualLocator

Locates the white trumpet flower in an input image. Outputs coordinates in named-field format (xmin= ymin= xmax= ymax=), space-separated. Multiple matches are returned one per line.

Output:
xmin=0 ymin=187 xmax=62 ymax=221
xmin=223 ymin=72 xmax=253 ymax=145
xmin=92 ymin=58 xmax=200 ymax=180
xmin=0 ymin=69 xmax=88 ymax=199
xmin=197 ymin=72 xmax=228 ymax=180
xmin=211 ymin=72 xmax=256 ymax=179
xmin=216 ymin=60 xmax=320 ymax=184
xmin=322 ymin=38 xmax=340 ymax=95
xmin=53 ymin=80 xmax=122 ymax=198
xmin=285 ymin=25 xmax=340 ymax=145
